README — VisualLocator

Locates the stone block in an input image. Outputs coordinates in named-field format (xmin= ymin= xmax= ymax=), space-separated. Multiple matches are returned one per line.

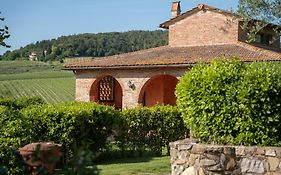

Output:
xmin=236 ymin=146 xmax=245 ymax=156
xmin=182 ymin=166 xmax=196 ymax=175
xmin=245 ymin=147 xmax=257 ymax=155
xmin=224 ymin=147 xmax=235 ymax=155
xmin=268 ymin=157 xmax=279 ymax=171
xmin=241 ymin=158 xmax=265 ymax=174
xmin=266 ymin=149 xmax=276 ymax=157
xmin=189 ymin=154 xmax=200 ymax=166
xmin=178 ymin=144 xmax=193 ymax=151
xmin=226 ymin=158 xmax=237 ymax=171
xmin=191 ymin=144 xmax=207 ymax=154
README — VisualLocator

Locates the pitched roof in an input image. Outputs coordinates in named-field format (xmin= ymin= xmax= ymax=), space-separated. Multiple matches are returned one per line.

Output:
xmin=160 ymin=4 xmax=235 ymax=29
xmin=64 ymin=42 xmax=281 ymax=70
xmin=159 ymin=3 xmax=280 ymax=29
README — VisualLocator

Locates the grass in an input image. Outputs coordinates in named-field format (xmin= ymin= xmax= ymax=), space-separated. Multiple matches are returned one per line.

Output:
xmin=97 ymin=156 xmax=170 ymax=175
xmin=0 ymin=61 xmax=75 ymax=103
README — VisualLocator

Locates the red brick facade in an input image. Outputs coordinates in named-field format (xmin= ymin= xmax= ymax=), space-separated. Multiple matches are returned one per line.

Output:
xmin=169 ymin=10 xmax=239 ymax=47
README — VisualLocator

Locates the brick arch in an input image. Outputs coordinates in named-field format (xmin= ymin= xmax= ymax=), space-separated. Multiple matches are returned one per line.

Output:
xmin=138 ymin=74 xmax=179 ymax=107
xmin=89 ymin=75 xmax=122 ymax=109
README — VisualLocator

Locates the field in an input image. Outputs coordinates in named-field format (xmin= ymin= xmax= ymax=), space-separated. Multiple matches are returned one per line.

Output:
xmin=0 ymin=61 xmax=75 ymax=103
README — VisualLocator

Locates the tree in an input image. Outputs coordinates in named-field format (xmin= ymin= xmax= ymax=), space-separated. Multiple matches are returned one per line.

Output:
xmin=237 ymin=0 xmax=281 ymax=42
xmin=0 ymin=12 xmax=10 ymax=48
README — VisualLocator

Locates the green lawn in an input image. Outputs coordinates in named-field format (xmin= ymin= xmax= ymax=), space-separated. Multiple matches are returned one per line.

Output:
xmin=97 ymin=156 xmax=170 ymax=175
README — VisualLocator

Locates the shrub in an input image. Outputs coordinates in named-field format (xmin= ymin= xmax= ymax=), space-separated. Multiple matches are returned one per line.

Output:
xmin=0 ymin=96 xmax=45 ymax=110
xmin=176 ymin=59 xmax=281 ymax=146
xmin=120 ymin=105 xmax=187 ymax=155
xmin=21 ymin=102 xmax=119 ymax=155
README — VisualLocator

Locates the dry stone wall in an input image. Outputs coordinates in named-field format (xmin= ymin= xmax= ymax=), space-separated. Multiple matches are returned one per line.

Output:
xmin=170 ymin=139 xmax=281 ymax=175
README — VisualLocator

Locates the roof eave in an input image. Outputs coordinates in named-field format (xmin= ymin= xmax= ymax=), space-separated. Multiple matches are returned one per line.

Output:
xmin=63 ymin=63 xmax=194 ymax=71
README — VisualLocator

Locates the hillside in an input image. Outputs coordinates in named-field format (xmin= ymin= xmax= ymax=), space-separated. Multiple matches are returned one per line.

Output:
xmin=0 ymin=61 xmax=75 ymax=103
xmin=0 ymin=30 xmax=168 ymax=62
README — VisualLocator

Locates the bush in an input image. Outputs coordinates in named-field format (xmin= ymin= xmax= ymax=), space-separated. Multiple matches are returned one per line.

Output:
xmin=119 ymin=105 xmax=187 ymax=156
xmin=0 ymin=96 xmax=45 ymax=110
xmin=176 ymin=59 xmax=281 ymax=146
xmin=21 ymin=102 xmax=119 ymax=155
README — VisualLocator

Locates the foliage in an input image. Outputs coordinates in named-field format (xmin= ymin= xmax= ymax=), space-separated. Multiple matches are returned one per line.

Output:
xmin=0 ymin=30 xmax=168 ymax=61
xmin=176 ymin=59 xmax=281 ymax=146
xmin=237 ymin=0 xmax=281 ymax=42
xmin=119 ymin=105 xmax=187 ymax=156
xmin=0 ymin=12 xmax=10 ymax=48
xmin=0 ymin=96 xmax=45 ymax=110
xmin=20 ymin=102 xmax=119 ymax=155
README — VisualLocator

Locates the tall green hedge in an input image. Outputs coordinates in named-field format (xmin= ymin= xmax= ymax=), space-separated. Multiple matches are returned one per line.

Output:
xmin=120 ymin=105 xmax=187 ymax=155
xmin=176 ymin=59 xmax=281 ymax=146
xmin=20 ymin=102 xmax=119 ymax=153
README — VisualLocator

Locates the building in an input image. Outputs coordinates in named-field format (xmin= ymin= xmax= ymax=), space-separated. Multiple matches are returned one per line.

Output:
xmin=64 ymin=2 xmax=281 ymax=109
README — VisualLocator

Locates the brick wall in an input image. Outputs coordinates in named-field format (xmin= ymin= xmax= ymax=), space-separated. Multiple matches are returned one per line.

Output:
xmin=74 ymin=67 xmax=189 ymax=108
xmin=169 ymin=10 xmax=239 ymax=47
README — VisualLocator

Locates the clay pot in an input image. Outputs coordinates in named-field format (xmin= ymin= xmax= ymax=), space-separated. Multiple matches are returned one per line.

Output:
xmin=19 ymin=142 xmax=62 ymax=175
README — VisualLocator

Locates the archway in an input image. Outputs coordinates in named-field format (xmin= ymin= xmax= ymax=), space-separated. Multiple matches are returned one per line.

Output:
xmin=90 ymin=75 xmax=122 ymax=109
xmin=138 ymin=75 xmax=178 ymax=107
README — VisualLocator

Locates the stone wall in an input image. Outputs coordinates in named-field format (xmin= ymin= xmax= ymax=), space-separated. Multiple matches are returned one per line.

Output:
xmin=170 ymin=139 xmax=281 ymax=175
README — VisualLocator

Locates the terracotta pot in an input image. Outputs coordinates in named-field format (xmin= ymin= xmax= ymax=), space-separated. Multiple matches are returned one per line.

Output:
xmin=19 ymin=142 xmax=62 ymax=175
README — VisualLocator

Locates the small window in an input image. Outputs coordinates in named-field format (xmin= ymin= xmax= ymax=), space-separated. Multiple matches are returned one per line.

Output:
xmin=255 ymin=33 xmax=273 ymax=45
xmin=99 ymin=76 xmax=114 ymax=101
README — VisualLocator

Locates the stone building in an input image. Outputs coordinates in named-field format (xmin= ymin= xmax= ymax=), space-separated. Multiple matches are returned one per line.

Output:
xmin=64 ymin=2 xmax=281 ymax=109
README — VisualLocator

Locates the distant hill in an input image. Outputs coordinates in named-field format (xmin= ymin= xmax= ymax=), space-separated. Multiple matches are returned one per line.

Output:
xmin=0 ymin=30 xmax=168 ymax=62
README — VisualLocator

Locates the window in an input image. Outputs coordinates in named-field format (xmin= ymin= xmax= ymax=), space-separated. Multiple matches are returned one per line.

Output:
xmin=99 ymin=76 xmax=114 ymax=101
xmin=255 ymin=33 xmax=273 ymax=45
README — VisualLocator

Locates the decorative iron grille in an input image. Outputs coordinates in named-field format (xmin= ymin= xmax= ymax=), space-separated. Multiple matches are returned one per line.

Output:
xmin=99 ymin=76 xmax=114 ymax=101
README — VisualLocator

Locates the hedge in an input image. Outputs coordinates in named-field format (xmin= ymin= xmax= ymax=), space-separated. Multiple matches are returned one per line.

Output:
xmin=176 ymin=59 xmax=281 ymax=146
xmin=119 ymin=105 xmax=188 ymax=155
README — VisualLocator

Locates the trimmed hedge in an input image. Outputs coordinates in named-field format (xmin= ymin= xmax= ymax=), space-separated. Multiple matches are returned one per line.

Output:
xmin=119 ymin=105 xmax=188 ymax=155
xmin=176 ymin=59 xmax=281 ymax=146
xmin=20 ymin=102 xmax=119 ymax=153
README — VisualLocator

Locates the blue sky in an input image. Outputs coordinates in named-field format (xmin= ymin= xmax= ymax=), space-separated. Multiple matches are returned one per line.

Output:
xmin=0 ymin=0 xmax=238 ymax=55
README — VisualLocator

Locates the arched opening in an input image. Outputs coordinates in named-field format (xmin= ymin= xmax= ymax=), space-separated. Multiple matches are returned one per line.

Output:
xmin=138 ymin=75 xmax=178 ymax=107
xmin=90 ymin=75 xmax=122 ymax=109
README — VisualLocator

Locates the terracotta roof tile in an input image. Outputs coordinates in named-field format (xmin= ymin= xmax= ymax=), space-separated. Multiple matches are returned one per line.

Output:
xmin=64 ymin=43 xmax=281 ymax=70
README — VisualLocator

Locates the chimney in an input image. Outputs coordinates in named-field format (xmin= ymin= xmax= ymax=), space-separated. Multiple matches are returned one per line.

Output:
xmin=171 ymin=1 xmax=181 ymax=18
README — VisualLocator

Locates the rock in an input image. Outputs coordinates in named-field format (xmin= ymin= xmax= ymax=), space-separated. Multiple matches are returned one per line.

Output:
xmin=191 ymin=144 xmax=207 ymax=154
xmin=200 ymin=158 xmax=217 ymax=166
xmin=266 ymin=149 xmax=276 ymax=157
xmin=248 ymin=159 xmax=265 ymax=173
xmin=182 ymin=166 xmax=196 ymax=175
xmin=268 ymin=157 xmax=279 ymax=171
xmin=241 ymin=158 xmax=265 ymax=173
xmin=189 ymin=154 xmax=199 ymax=166
xmin=245 ymin=147 xmax=257 ymax=155
xmin=223 ymin=147 xmax=235 ymax=155
xmin=175 ymin=159 xmax=187 ymax=165
xmin=226 ymin=158 xmax=236 ymax=170
xmin=236 ymin=146 xmax=245 ymax=156
xmin=178 ymin=144 xmax=193 ymax=151
xmin=256 ymin=147 xmax=265 ymax=155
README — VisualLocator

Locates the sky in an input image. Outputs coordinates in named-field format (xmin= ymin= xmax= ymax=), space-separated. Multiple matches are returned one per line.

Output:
xmin=0 ymin=0 xmax=238 ymax=55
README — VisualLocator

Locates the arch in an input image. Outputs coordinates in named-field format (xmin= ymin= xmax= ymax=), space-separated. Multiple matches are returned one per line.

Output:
xmin=89 ymin=75 xmax=123 ymax=109
xmin=138 ymin=74 xmax=179 ymax=107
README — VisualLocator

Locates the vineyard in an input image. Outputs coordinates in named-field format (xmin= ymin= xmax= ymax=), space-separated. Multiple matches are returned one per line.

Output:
xmin=0 ymin=61 xmax=75 ymax=103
